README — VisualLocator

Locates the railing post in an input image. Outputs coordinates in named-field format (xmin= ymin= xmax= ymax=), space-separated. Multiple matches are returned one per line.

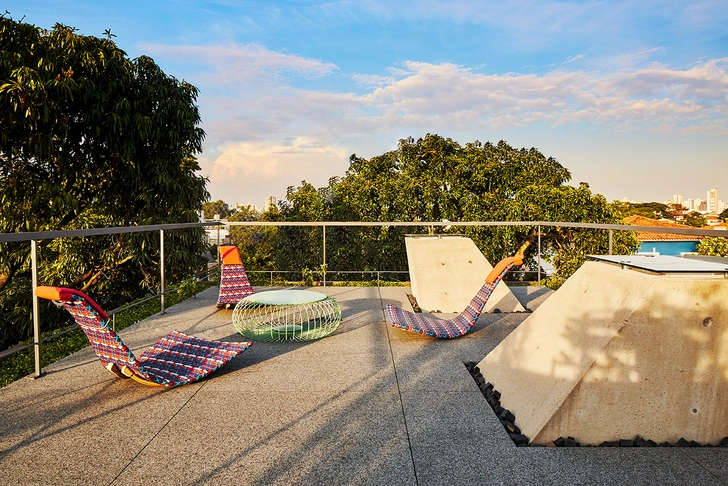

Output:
xmin=322 ymin=223 xmax=327 ymax=287
xmin=31 ymin=240 xmax=42 ymax=378
xmin=537 ymin=225 xmax=541 ymax=287
xmin=160 ymin=229 xmax=165 ymax=315
xmin=609 ymin=229 xmax=613 ymax=255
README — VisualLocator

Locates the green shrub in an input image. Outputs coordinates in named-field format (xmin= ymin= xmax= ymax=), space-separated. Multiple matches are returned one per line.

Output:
xmin=698 ymin=237 xmax=728 ymax=257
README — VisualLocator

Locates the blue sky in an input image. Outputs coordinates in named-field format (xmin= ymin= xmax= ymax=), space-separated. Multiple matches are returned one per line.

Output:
xmin=7 ymin=1 xmax=728 ymax=208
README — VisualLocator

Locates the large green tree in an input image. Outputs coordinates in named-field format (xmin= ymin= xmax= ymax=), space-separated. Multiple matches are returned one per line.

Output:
xmin=277 ymin=134 xmax=637 ymax=283
xmin=0 ymin=17 xmax=209 ymax=349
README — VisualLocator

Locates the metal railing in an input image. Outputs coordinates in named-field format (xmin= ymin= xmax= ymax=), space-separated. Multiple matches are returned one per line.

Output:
xmin=2 ymin=219 xmax=726 ymax=378
xmin=0 ymin=222 xmax=222 ymax=377
xmin=226 ymin=220 xmax=727 ymax=286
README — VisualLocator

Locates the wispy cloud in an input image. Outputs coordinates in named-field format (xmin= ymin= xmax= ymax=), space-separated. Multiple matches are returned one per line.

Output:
xmin=138 ymin=42 xmax=338 ymax=84
xmin=362 ymin=58 xmax=728 ymax=132
xmin=147 ymin=32 xmax=726 ymax=143
xmin=190 ymin=51 xmax=727 ymax=203
xmin=565 ymin=55 xmax=584 ymax=64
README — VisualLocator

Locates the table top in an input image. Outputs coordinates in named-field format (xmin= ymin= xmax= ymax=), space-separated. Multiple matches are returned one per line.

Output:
xmin=241 ymin=289 xmax=329 ymax=305
xmin=589 ymin=255 xmax=728 ymax=274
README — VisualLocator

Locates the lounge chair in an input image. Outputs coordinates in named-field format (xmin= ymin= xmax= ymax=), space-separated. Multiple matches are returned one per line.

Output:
xmin=217 ymin=245 xmax=255 ymax=309
xmin=35 ymin=286 xmax=252 ymax=386
xmin=385 ymin=256 xmax=522 ymax=338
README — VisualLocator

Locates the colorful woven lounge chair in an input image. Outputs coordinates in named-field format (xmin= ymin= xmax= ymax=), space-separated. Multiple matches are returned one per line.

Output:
xmin=35 ymin=286 xmax=252 ymax=387
xmin=217 ymin=245 xmax=255 ymax=309
xmin=385 ymin=256 xmax=523 ymax=339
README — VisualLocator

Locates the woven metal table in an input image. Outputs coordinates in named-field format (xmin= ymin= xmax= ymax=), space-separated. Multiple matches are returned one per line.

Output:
xmin=232 ymin=290 xmax=342 ymax=341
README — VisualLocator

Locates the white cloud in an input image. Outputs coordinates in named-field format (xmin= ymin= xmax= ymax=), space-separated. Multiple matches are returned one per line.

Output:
xmin=142 ymin=44 xmax=727 ymax=203
xmin=351 ymin=73 xmax=394 ymax=87
xmin=565 ymin=55 xmax=585 ymax=64
xmin=347 ymin=58 xmax=728 ymax=134
xmin=138 ymin=42 xmax=338 ymax=85
xmin=204 ymin=137 xmax=349 ymax=205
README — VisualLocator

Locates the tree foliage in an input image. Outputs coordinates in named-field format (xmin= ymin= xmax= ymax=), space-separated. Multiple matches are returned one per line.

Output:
xmin=202 ymin=200 xmax=236 ymax=220
xmin=683 ymin=211 xmax=707 ymax=228
xmin=697 ymin=237 xmax=728 ymax=257
xmin=616 ymin=202 xmax=668 ymax=220
xmin=270 ymin=134 xmax=638 ymax=284
xmin=719 ymin=208 xmax=728 ymax=222
xmin=227 ymin=205 xmax=283 ymax=283
xmin=0 ymin=16 xmax=208 ymax=350
xmin=665 ymin=203 xmax=688 ymax=221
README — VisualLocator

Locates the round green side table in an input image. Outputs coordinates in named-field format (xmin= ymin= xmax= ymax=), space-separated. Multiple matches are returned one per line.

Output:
xmin=232 ymin=290 xmax=342 ymax=341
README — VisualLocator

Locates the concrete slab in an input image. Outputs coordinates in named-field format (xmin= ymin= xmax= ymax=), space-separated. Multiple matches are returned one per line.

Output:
xmin=411 ymin=443 xmax=706 ymax=486
xmin=405 ymin=235 xmax=525 ymax=313
xmin=113 ymin=389 xmax=415 ymax=486
xmin=0 ymin=376 xmax=200 ymax=485
xmin=401 ymin=390 xmax=510 ymax=445
xmin=1 ymin=282 xmax=727 ymax=485
xmin=478 ymin=260 xmax=728 ymax=445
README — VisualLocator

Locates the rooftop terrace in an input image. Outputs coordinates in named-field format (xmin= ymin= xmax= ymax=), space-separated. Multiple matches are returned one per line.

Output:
xmin=1 ymin=284 xmax=726 ymax=485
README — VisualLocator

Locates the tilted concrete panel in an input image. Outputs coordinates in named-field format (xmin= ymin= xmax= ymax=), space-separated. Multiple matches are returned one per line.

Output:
xmin=405 ymin=235 xmax=525 ymax=313
xmin=477 ymin=261 xmax=728 ymax=445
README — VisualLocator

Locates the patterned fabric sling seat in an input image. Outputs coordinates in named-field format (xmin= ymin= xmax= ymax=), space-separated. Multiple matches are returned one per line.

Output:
xmin=385 ymin=256 xmax=522 ymax=339
xmin=217 ymin=245 xmax=255 ymax=309
xmin=35 ymin=286 xmax=252 ymax=387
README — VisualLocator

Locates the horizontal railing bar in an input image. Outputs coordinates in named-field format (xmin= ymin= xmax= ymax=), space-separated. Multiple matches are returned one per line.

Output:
xmin=0 ymin=322 xmax=76 ymax=360
xmin=316 ymin=270 xmax=411 ymax=274
xmin=2 ymin=221 xmax=725 ymax=243
xmin=226 ymin=220 xmax=727 ymax=238
xmin=0 ymin=221 xmax=222 ymax=243
xmin=245 ymin=270 xmax=410 ymax=274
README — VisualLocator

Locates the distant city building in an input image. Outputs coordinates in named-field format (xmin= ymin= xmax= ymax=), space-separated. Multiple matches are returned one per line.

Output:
xmin=707 ymin=188 xmax=719 ymax=214
xmin=662 ymin=188 xmax=725 ymax=215
xmin=264 ymin=196 xmax=277 ymax=212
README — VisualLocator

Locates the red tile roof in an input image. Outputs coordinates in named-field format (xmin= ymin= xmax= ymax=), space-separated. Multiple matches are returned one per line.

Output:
xmin=623 ymin=215 xmax=703 ymax=241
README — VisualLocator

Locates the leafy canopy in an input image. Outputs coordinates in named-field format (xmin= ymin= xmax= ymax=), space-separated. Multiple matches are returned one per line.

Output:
xmin=0 ymin=16 xmax=209 ymax=350
xmin=698 ymin=237 xmax=728 ymax=257
xmin=274 ymin=134 xmax=637 ymax=284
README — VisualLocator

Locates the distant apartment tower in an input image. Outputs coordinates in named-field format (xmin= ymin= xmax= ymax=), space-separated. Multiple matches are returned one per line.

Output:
xmin=707 ymin=189 xmax=719 ymax=214
xmin=264 ymin=196 xmax=277 ymax=212
xmin=672 ymin=194 xmax=683 ymax=205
